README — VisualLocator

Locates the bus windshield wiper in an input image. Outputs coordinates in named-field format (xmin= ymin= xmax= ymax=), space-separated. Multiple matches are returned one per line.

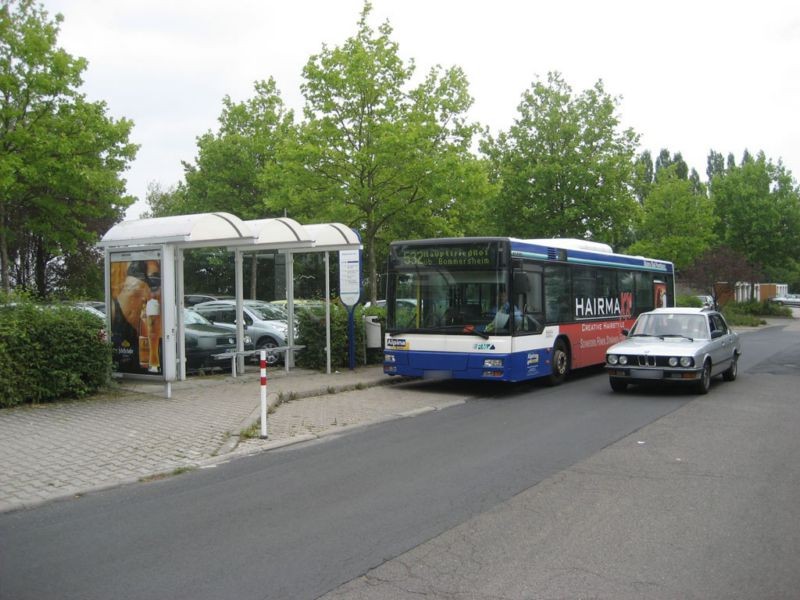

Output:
xmin=464 ymin=325 xmax=489 ymax=339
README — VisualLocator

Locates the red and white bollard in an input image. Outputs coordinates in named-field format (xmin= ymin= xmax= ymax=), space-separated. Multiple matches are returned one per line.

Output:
xmin=260 ymin=349 xmax=268 ymax=439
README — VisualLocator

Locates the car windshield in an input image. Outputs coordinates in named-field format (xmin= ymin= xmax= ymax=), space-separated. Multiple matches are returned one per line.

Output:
xmin=246 ymin=302 xmax=288 ymax=321
xmin=184 ymin=308 xmax=213 ymax=326
xmin=631 ymin=313 xmax=708 ymax=339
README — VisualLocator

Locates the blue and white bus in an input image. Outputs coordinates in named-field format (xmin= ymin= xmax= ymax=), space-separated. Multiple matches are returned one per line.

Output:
xmin=383 ymin=237 xmax=674 ymax=384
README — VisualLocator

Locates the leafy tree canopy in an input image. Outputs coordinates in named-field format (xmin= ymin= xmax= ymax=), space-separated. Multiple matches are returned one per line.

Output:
xmin=624 ymin=164 xmax=716 ymax=271
xmin=282 ymin=2 xmax=492 ymax=300
xmin=481 ymin=72 xmax=641 ymax=249
xmin=710 ymin=150 xmax=800 ymax=281
xmin=0 ymin=0 xmax=137 ymax=297
xmin=177 ymin=78 xmax=297 ymax=219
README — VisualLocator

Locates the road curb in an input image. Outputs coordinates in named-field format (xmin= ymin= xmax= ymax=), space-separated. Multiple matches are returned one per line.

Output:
xmin=218 ymin=375 xmax=408 ymax=456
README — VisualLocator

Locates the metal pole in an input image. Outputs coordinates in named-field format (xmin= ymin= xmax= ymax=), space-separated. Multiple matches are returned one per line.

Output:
xmin=348 ymin=306 xmax=356 ymax=370
xmin=325 ymin=251 xmax=331 ymax=375
xmin=235 ymin=249 xmax=245 ymax=375
xmin=260 ymin=349 xmax=268 ymax=439
xmin=176 ymin=248 xmax=186 ymax=381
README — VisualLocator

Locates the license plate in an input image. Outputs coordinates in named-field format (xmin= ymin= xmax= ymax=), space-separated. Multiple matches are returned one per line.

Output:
xmin=631 ymin=369 xmax=663 ymax=380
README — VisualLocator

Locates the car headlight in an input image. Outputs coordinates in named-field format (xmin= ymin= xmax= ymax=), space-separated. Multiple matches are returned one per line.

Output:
xmin=668 ymin=357 xmax=678 ymax=367
xmin=607 ymin=354 xmax=618 ymax=365
xmin=680 ymin=356 xmax=694 ymax=367
xmin=244 ymin=335 xmax=252 ymax=344
xmin=619 ymin=355 xmax=628 ymax=365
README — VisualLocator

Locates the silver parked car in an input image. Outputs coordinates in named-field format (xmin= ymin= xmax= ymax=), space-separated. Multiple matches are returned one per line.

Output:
xmin=605 ymin=307 xmax=741 ymax=394
xmin=192 ymin=299 xmax=288 ymax=366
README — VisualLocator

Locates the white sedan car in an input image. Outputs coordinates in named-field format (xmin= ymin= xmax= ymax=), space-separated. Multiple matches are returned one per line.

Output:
xmin=605 ymin=307 xmax=741 ymax=394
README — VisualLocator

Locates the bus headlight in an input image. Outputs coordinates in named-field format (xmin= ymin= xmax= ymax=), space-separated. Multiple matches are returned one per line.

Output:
xmin=680 ymin=356 xmax=694 ymax=367
xmin=384 ymin=354 xmax=396 ymax=363
xmin=607 ymin=354 xmax=618 ymax=365
xmin=483 ymin=359 xmax=504 ymax=368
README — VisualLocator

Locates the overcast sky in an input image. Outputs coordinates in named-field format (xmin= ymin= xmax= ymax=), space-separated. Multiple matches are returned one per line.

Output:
xmin=41 ymin=0 xmax=800 ymax=221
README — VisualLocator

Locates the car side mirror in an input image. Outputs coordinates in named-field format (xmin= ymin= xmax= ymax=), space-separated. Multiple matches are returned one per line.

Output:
xmin=621 ymin=328 xmax=629 ymax=337
xmin=711 ymin=330 xmax=724 ymax=339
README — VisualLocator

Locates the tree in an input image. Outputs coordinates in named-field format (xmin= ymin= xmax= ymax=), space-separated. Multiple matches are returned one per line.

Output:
xmin=481 ymin=72 xmax=640 ymax=248
xmin=682 ymin=245 xmax=762 ymax=301
xmin=706 ymin=149 xmax=725 ymax=181
xmin=178 ymin=78 xmax=297 ymax=219
xmin=142 ymin=181 xmax=184 ymax=218
xmin=710 ymin=151 xmax=800 ymax=282
xmin=625 ymin=165 xmax=717 ymax=270
xmin=632 ymin=150 xmax=654 ymax=203
xmin=286 ymin=2 xmax=491 ymax=301
xmin=654 ymin=149 xmax=689 ymax=180
xmin=0 ymin=0 xmax=136 ymax=296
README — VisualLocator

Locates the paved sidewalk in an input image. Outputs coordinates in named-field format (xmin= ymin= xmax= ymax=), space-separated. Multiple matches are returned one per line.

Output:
xmin=0 ymin=364 xmax=461 ymax=514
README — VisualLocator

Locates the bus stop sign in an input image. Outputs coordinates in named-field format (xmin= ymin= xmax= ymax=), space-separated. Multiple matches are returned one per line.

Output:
xmin=339 ymin=249 xmax=361 ymax=307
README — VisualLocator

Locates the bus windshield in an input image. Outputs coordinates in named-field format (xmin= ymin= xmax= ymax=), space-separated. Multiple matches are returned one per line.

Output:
xmin=387 ymin=268 xmax=512 ymax=335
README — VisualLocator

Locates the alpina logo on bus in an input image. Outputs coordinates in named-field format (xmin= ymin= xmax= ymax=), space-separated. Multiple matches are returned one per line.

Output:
xmin=474 ymin=343 xmax=495 ymax=350
xmin=386 ymin=338 xmax=409 ymax=350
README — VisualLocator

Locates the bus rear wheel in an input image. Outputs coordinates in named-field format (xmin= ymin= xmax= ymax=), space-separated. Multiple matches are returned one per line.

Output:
xmin=547 ymin=339 xmax=570 ymax=386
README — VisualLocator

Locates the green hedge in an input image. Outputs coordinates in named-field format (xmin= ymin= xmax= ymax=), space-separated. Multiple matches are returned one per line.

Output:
xmin=721 ymin=299 xmax=791 ymax=326
xmin=295 ymin=303 xmax=386 ymax=371
xmin=0 ymin=302 xmax=112 ymax=407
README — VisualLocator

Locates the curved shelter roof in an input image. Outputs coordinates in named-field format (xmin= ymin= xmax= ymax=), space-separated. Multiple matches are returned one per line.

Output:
xmin=243 ymin=217 xmax=314 ymax=250
xmin=302 ymin=223 xmax=361 ymax=252
xmin=98 ymin=212 xmax=255 ymax=249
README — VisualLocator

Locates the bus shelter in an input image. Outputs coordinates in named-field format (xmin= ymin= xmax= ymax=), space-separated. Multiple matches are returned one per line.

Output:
xmin=237 ymin=221 xmax=362 ymax=374
xmin=99 ymin=212 xmax=361 ymax=395
xmin=282 ymin=223 xmax=362 ymax=374
xmin=99 ymin=212 xmax=257 ymax=395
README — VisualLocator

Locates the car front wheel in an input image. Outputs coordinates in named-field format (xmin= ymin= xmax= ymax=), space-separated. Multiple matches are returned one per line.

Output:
xmin=609 ymin=377 xmax=627 ymax=393
xmin=696 ymin=360 xmax=712 ymax=394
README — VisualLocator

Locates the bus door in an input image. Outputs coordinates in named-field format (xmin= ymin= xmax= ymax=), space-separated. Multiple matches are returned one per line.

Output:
xmin=511 ymin=265 xmax=545 ymax=335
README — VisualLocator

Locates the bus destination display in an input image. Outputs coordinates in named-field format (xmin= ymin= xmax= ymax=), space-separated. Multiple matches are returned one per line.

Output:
xmin=393 ymin=244 xmax=498 ymax=268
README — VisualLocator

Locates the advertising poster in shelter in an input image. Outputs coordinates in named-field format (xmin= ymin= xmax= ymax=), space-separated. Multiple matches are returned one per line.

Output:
xmin=654 ymin=281 xmax=668 ymax=309
xmin=109 ymin=250 xmax=163 ymax=377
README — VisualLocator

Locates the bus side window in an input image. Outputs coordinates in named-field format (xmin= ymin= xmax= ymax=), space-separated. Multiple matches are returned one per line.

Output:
xmin=545 ymin=265 xmax=571 ymax=324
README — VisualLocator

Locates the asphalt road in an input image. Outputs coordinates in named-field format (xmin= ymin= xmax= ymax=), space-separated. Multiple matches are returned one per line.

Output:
xmin=1 ymin=324 xmax=799 ymax=600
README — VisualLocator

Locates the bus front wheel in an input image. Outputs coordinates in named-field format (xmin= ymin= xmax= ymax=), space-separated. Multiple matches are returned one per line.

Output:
xmin=547 ymin=339 xmax=570 ymax=386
